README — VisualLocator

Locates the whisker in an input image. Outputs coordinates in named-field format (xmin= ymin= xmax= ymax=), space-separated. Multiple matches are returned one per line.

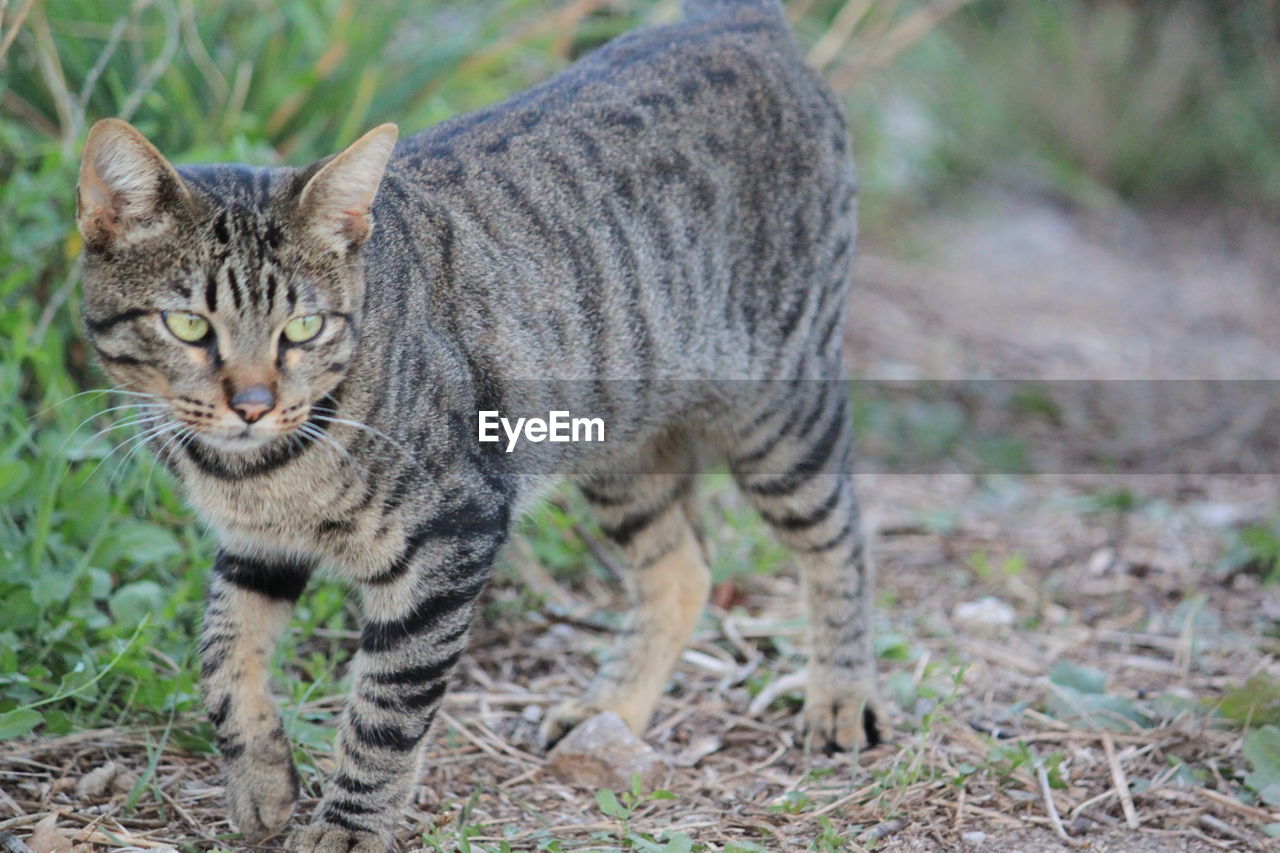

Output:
xmin=299 ymin=421 xmax=351 ymax=462
xmin=34 ymin=387 xmax=166 ymax=419
xmin=70 ymin=413 xmax=164 ymax=457
xmin=108 ymin=423 xmax=182 ymax=489
xmin=92 ymin=420 xmax=177 ymax=485
xmin=307 ymin=413 xmax=408 ymax=456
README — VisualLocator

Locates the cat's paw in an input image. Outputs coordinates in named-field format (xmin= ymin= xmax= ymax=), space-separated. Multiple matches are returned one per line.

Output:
xmin=285 ymin=823 xmax=388 ymax=853
xmin=539 ymin=699 xmax=603 ymax=748
xmin=224 ymin=752 xmax=300 ymax=842
xmin=802 ymin=678 xmax=885 ymax=754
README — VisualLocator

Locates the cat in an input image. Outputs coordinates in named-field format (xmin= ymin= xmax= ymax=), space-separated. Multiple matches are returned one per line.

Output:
xmin=74 ymin=0 xmax=879 ymax=849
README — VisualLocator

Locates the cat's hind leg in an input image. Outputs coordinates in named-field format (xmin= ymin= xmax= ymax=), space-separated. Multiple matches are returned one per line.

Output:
xmin=729 ymin=382 xmax=882 ymax=752
xmin=541 ymin=438 xmax=710 ymax=745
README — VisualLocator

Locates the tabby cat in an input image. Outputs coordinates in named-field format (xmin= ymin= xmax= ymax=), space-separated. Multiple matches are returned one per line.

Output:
xmin=75 ymin=0 xmax=879 ymax=848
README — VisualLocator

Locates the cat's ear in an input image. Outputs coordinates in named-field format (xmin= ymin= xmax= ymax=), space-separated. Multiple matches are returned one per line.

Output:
xmin=298 ymin=123 xmax=398 ymax=253
xmin=77 ymin=118 xmax=191 ymax=247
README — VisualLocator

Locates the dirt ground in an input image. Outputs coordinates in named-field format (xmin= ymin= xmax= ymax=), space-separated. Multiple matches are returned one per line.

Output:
xmin=3 ymin=194 xmax=1280 ymax=851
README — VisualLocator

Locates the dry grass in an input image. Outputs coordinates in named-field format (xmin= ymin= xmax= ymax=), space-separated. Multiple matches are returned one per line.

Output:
xmin=2 ymin=463 xmax=1278 ymax=852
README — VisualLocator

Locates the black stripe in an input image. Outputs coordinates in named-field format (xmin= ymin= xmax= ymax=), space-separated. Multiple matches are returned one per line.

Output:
xmin=184 ymin=415 xmax=327 ymax=479
xmin=208 ymin=695 xmax=231 ymax=728
xmin=350 ymin=716 xmax=421 ymax=752
xmin=91 ymin=345 xmax=149 ymax=368
xmin=360 ymin=578 xmax=486 ymax=653
xmin=759 ymin=482 xmax=843 ymax=532
xmin=369 ymin=647 xmax=463 ymax=689
xmin=332 ymin=773 xmax=387 ymax=795
xmin=199 ymin=648 xmax=228 ymax=680
xmin=800 ymin=519 xmax=855 ymax=554
xmin=323 ymin=798 xmax=381 ymax=816
xmin=599 ymin=505 xmax=663 ymax=549
xmin=85 ymin=309 xmax=149 ymax=336
xmin=226 ymin=267 xmax=243 ymax=309
xmin=741 ymin=402 xmax=848 ymax=497
xmin=399 ymin=680 xmax=448 ymax=712
xmin=315 ymin=810 xmax=367 ymax=833
xmin=737 ymin=384 xmax=832 ymax=469
xmin=578 ymin=480 xmax=631 ymax=507
xmin=205 ymin=271 xmax=218 ymax=312
xmin=214 ymin=550 xmax=311 ymax=601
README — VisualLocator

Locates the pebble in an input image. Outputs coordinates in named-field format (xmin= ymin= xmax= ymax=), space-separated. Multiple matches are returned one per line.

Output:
xmin=546 ymin=711 xmax=669 ymax=791
xmin=952 ymin=596 xmax=1016 ymax=630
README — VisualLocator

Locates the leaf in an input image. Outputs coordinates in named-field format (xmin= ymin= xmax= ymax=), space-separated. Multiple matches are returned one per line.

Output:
xmin=108 ymin=522 xmax=182 ymax=567
xmin=27 ymin=812 xmax=73 ymax=853
xmin=1049 ymin=661 xmax=1107 ymax=694
xmin=1245 ymin=726 xmax=1280 ymax=803
xmin=0 ymin=707 xmax=42 ymax=740
xmin=1220 ymin=674 xmax=1280 ymax=727
xmin=661 ymin=834 xmax=693 ymax=853
xmin=595 ymin=788 xmax=629 ymax=819
xmin=108 ymin=581 xmax=165 ymax=628
xmin=1046 ymin=685 xmax=1154 ymax=731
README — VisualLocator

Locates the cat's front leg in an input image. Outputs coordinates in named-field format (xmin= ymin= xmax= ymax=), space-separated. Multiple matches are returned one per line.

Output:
xmin=286 ymin=520 xmax=504 ymax=853
xmin=201 ymin=548 xmax=312 ymax=842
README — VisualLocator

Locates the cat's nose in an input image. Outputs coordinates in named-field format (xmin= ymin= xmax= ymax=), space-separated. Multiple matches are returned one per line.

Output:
xmin=229 ymin=384 xmax=275 ymax=423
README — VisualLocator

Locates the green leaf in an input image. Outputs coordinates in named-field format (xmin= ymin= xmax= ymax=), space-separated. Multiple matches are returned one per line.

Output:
xmin=595 ymin=788 xmax=629 ymax=819
xmin=1244 ymin=726 xmax=1280 ymax=803
xmin=108 ymin=522 xmax=182 ymax=567
xmin=109 ymin=580 xmax=165 ymax=627
xmin=1049 ymin=661 xmax=1108 ymax=694
xmin=661 ymin=834 xmax=693 ymax=853
xmin=1221 ymin=674 xmax=1280 ymax=727
xmin=0 ymin=708 xmax=43 ymax=740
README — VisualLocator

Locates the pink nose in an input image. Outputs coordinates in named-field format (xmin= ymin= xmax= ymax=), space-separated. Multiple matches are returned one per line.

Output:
xmin=229 ymin=384 xmax=275 ymax=423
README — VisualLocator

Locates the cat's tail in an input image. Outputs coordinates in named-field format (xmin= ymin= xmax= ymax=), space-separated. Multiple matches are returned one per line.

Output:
xmin=682 ymin=0 xmax=785 ymax=22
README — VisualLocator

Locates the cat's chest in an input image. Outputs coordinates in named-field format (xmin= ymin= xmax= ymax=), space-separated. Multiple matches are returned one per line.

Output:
xmin=184 ymin=461 xmax=363 ymax=557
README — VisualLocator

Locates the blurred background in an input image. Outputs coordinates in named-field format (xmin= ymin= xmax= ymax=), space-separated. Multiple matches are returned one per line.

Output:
xmin=4 ymin=2 xmax=1280 ymax=848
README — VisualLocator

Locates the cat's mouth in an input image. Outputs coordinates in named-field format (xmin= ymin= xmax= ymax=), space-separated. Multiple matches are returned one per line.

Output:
xmin=191 ymin=426 xmax=286 ymax=453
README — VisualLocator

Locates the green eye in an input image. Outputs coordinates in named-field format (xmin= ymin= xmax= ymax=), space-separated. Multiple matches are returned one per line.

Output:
xmin=163 ymin=311 xmax=210 ymax=343
xmin=283 ymin=314 xmax=324 ymax=343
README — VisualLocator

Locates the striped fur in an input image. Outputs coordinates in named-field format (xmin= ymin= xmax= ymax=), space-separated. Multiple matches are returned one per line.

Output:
xmin=75 ymin=1 xmax=879 ymax=849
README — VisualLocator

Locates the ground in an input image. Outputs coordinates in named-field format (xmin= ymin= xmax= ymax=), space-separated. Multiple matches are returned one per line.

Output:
xmin=3 ymin=193 xmax=1280 ymax=851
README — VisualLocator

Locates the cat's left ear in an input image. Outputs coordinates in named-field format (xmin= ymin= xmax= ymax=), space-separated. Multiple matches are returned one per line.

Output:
xmin=77 ymin=118 xmax=191 ymax=248
xmin=298 ymin=123 xmax=398 ymax=253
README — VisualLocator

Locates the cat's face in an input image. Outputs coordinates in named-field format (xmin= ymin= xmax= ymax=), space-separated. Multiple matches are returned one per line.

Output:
xmin=76 ymin=120 xmax=396 ymax=453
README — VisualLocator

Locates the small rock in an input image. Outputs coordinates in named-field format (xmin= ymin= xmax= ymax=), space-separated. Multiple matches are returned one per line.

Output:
xmin=1088 ymin=548 xmax=1115 ymax=575
xmin=546 ymin=711 xmax=669 ymax=791
xmin=952 ymin=597 xmax=1016 ymax=631
xmin=961 ymin=831 xmax=987 ymax=846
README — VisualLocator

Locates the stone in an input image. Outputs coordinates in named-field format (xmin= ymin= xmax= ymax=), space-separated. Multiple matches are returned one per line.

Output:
xmin=546 ymin=711 xmax=669 ymax=791
xmin=952 ymin=596 xmax=1016 ymax=631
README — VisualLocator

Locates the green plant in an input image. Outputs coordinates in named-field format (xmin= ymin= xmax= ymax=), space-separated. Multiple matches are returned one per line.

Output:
xmin=594 ymin=776 xmax=680 ymax=849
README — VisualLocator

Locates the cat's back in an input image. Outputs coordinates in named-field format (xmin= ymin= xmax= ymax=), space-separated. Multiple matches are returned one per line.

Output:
xmin=393 ymin=0 xmax=849 ymax=199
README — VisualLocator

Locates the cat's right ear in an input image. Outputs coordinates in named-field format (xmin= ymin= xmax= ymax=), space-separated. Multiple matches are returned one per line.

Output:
xmin=77 ymin=118 xmax=191 ymax=248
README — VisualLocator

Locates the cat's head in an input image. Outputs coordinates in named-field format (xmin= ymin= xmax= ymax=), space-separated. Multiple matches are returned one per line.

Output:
xmin=76 ymin=119 xmax=397 ymax=453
